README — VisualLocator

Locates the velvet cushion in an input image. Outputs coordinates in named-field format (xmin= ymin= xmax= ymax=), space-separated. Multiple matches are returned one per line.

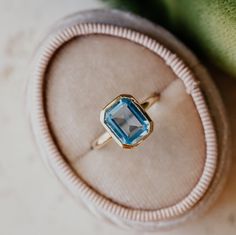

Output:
xmin=45 ymin=35 xmax=205 ymax=210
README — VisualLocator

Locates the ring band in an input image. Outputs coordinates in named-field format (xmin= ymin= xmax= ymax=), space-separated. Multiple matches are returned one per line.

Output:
xmin=92 ymin=93 xmax=160 ymax=150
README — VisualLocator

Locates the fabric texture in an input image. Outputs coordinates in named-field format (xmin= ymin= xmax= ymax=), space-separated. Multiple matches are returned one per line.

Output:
xmin=45 ymin=35 xmax=205 ymax=210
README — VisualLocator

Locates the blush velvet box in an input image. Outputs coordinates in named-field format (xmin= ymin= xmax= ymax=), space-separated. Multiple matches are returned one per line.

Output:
xmin=27 ymin=9 xmax=231 ymax=231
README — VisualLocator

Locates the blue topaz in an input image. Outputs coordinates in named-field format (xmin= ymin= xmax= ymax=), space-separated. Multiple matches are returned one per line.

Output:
xmin=101 ymin=95 xmax=152 ymax=148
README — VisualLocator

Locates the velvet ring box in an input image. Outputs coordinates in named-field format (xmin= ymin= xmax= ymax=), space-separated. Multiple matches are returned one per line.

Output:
xmin=27 ymin=9 xmax=231 ymax=231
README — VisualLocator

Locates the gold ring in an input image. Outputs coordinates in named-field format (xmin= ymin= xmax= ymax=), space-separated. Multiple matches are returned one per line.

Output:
xmin=92 ymin=93 xmax=160 ymax=150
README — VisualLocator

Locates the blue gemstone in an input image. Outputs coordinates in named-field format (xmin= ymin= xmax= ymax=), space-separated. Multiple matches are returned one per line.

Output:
xmin=103 ymin=96 xmax=152 ymax=147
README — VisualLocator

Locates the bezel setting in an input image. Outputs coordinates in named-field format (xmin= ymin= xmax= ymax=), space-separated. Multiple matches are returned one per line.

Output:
xmin=100 ymin=95 xmax=153 ymax=149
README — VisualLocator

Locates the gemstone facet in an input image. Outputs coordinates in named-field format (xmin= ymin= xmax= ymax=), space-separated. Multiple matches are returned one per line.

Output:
xmin=101 ymin=95 xmax=153 ymax=148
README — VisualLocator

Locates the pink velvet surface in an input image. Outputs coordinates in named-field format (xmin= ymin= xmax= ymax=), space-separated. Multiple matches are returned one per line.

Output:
xmin=45 ymin=35 xmax=205 ymax=210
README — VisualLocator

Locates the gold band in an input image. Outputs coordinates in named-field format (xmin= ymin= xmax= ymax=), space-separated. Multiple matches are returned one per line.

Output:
xmin=92 ymin=93 xmax=160 ymax=150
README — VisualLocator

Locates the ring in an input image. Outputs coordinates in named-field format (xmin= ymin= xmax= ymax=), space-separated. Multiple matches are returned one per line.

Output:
xmin=92 ymin=93 xmax=160 ymax=149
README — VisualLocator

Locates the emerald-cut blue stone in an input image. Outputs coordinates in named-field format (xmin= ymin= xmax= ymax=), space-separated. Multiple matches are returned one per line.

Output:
xmin=103 ymin=96 xmax=151 ymax=147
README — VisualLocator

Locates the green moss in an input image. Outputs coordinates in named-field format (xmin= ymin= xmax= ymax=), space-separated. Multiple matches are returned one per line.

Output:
xmin=172 ymin=0 xmax=236 ymax=77
xmin=102 ymin=0 xmax=236 ymax=77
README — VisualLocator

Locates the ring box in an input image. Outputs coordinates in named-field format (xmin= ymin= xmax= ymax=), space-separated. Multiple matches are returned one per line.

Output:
xmin=27 ymin=9 xmax=231 ymax=231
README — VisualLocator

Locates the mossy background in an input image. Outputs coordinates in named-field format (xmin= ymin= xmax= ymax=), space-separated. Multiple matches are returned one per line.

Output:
xmin=102 ymin=0 xmax=236 ymax=78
